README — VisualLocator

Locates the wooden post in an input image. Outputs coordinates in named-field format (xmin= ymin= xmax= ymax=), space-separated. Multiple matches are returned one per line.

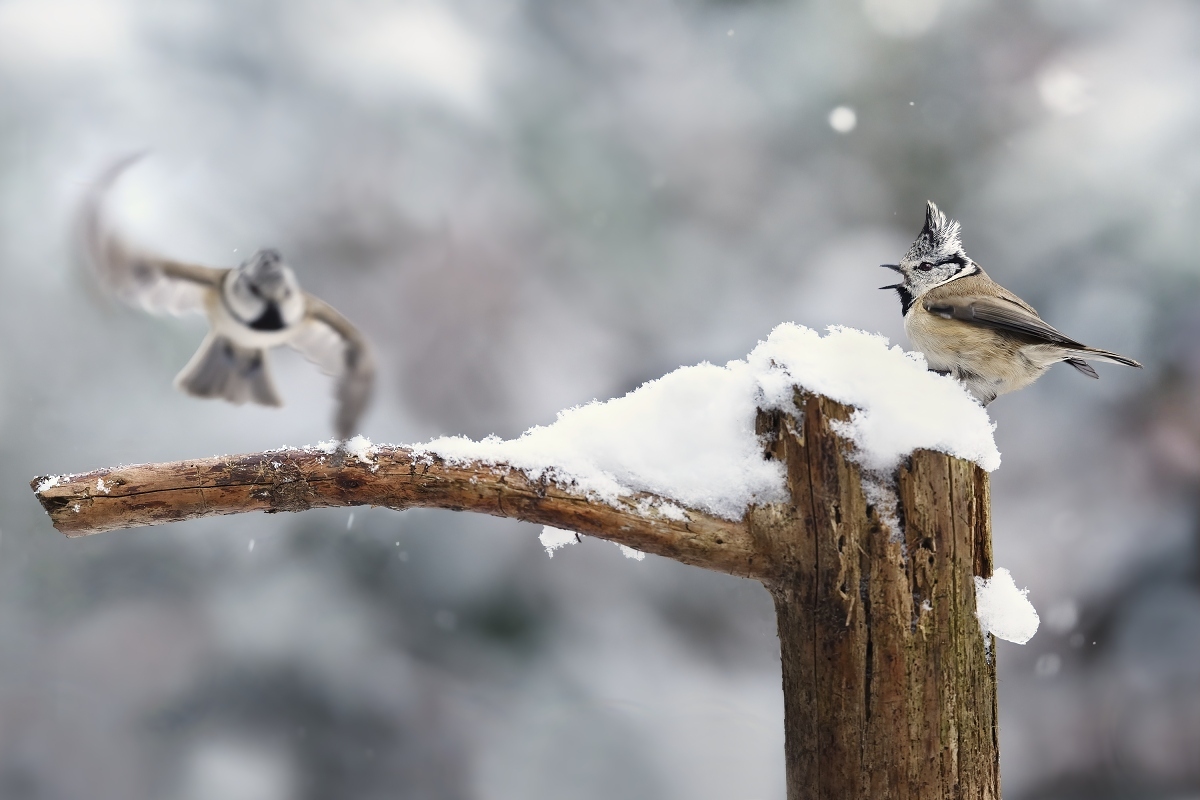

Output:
xmin=750 ymin=392 xmax=998 ymax=799
xmin=30 ymin=390 xmax=999 ymax=799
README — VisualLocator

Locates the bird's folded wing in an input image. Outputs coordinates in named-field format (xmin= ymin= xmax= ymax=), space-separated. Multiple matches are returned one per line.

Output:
xmin=923 ymin=295 xmax=1085 ymax=348
xmin=290 ymin=294 xmax=376 ymax=440
xmin=81 ymin=156 xmax=224 ymax=316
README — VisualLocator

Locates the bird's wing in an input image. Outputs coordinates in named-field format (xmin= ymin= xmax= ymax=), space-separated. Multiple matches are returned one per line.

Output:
xmin=922 ymin=294 xmax=1086 ymax=349
xmin=290 ymin=294 xmax=376 ymax=439
xmin=81 ymin=156 xmax=225 ymax=316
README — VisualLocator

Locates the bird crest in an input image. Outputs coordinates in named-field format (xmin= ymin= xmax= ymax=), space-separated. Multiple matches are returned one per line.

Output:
xmin=904 ymin=201 xmax=963 ymax=264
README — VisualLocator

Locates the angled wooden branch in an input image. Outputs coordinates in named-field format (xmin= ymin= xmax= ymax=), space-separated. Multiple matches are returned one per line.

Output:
xmin=31 ymin=444 xmax=763 ymax=579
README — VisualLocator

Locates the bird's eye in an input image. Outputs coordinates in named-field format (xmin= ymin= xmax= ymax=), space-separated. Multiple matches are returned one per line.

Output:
xmin=916 ymin=262 xmax=934 ymax=272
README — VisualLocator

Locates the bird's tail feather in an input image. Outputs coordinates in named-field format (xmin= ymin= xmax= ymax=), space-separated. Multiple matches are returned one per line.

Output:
xmin=1070 ymin=347 xmax=1142 ymax=369
xmin=175 ymin=333 xmax=282 ymax=406
xmin=1064 ymin=358 xmax=1099 ymax=379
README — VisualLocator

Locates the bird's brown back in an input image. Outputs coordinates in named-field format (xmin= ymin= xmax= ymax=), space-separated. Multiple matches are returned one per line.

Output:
xmin=919 ymin=265 xmax=1040 ymax=317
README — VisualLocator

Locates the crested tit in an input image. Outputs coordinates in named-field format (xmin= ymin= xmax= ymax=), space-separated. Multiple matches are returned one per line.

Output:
xmin=881 ymin=202 xmax=1141 ymax=405
xmin=82 ymin=156 xmax=375 ymax=439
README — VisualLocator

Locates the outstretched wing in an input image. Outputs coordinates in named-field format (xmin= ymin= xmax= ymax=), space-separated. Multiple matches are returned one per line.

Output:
xmin=923 ymin=295 xmax=1086 ymax=349
xmin=290 ymin=294 xmax=376 ymax=440
xmin=80 ymin=155 xmax=225 ymax=316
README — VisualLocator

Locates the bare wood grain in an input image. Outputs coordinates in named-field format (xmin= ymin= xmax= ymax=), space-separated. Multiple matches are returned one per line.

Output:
xmin=31 ymin=445 xmax=763 ymax=578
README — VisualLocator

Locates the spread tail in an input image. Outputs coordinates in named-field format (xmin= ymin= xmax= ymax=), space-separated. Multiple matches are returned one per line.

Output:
xmin=175 ymin=333 xmax=282 ymax=406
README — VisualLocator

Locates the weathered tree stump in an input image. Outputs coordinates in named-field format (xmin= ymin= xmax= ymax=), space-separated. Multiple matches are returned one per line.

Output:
xmin=751 ymin=393 xmax=997 ymax=800
xmin=30 ymin=390 xmax=998 ymax=799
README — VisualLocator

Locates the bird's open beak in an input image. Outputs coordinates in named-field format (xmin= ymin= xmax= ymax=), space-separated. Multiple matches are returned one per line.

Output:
xmin=879 ymin=264 xmax=903 ymax=290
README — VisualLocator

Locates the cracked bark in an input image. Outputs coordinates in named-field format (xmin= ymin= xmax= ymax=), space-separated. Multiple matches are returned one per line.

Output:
xmin=30 ymin=391 xmax=998 ymax=798
xmin=750 ymin=393 xmax=998 ymax=800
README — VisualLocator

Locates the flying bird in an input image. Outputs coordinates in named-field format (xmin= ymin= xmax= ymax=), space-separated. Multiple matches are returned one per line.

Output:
xmin=81 ymin=156 xmax=375 ymax=439
xmin=881 ymin=201 xmax=1141 ymax=405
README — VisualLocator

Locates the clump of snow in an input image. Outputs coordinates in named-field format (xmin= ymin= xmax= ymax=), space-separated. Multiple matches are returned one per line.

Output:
xmin=538 ymin=526 xmax=646 ymax=562
xmin=36 ymin=475 xmax=62 ymax=493
xmin=658 ymin=504 xmax=687 ymax=521
xmin=539 ymin=526 xmax=578 ymax=557
xmin=635 ymin=497 xmax=688 ymax=522
xmin=421 ymin=324 xmax=999 ymax=521
xmin=95 ymin=478 xmax=111 ymax=494
xmin=616 ymin=544 xmax=646 ymax=561
xmin=975 ymin=567 xmax=1040 ymax=644
xmin=344 ymin=435 xmax=376 ymax=465
xmin=312 ymin=436 xmax=377 ymax=468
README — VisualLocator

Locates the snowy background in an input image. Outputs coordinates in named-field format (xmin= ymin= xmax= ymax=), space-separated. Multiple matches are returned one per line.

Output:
xmin=1 ymin=0 xmax=1197 ymax=797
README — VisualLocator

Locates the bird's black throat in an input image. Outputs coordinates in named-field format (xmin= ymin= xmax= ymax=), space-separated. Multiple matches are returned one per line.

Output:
xmin=249 ymin=302 xmax=286 ymax=331
xmin=894 ymin=286 xmax=915 ymax=316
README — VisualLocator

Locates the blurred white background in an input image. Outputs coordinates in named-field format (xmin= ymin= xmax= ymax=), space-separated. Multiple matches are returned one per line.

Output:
xmin=2 ymin=0 xmax=1199 ymax=797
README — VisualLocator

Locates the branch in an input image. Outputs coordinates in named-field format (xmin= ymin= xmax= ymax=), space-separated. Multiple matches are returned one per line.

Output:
xmin=31 ymin=445 xmax=764 ymax=579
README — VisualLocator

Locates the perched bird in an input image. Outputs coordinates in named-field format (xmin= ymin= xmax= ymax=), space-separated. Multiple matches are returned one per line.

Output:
xmin=81 ymin=156 xmax=375 ymax=439
xmin=881 ymin=201 xmax=1141 ymax=405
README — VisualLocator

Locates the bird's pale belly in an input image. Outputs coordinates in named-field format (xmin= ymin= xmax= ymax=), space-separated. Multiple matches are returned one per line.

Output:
xmin=904 ymin=309 xmax=1049 ymax=402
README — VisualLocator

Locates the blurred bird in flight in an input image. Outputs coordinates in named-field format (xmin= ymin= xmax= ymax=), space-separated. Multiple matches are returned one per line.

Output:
xmin=881 ymin=201 xmax=1141 ymax=405
xmin=81 ymin=155 xmax=375 ymax=439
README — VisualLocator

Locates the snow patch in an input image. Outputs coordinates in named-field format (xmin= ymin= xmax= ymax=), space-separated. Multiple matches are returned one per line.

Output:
xmin=95 ymin=478 xmax=111 ymax=494
xmin=312 ymin=436 xmax=378 ymax=469
xmin=36 ymin=475 xmax=61 ymax=493
xmin=616 ymin=544 xmax=646 ymax=561
xmin=344 ymin=435 xmax=376 ymax=465
xmin=635 ymin=496 xmax=688 ymax=522
xmin=975 ymin=567 xmax=1040 ymax=644
xmin=539 ymin=526 xmax=578 ymax=557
